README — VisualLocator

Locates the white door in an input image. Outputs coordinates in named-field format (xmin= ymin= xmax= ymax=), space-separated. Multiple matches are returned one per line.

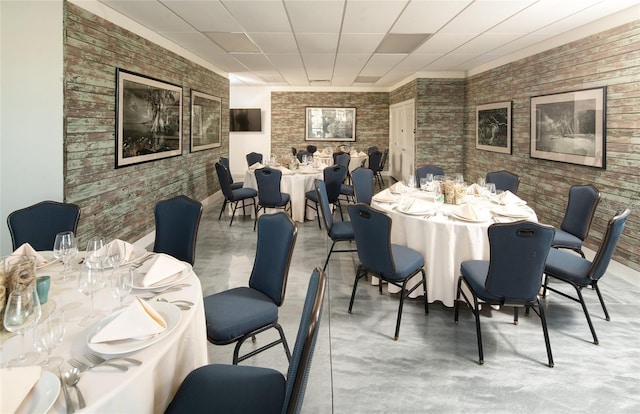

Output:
xmin=389 ymin=99 xmax=415 ymax=183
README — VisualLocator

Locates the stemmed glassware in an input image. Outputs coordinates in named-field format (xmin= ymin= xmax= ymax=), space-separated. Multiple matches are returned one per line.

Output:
xmin=106 ymin=240 xmax=127 ymax=272
xmin=53 ymin=231 xmax=78 ymax=282
xmin=33 ymin=309 xmax=65 ymax=367
xmin=85 ymin=236 xmax=106 ymax=267
xmin=78 ymin=256 xmax=105 ymax=327
xmin=111 ymin=268 xmax=133 ymax=310
xmin=3 ymin=285 xmax=42 ymax=366
xmin=406 ymin=175 xmax=416 ymax=189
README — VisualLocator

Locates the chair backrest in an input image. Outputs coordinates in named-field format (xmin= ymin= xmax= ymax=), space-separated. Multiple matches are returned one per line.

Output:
xmin=291 ymin=147 xmax=297 ymax=156
xmin=215 ymin=162 xmax=235 ymax=200
xmin=486 ymin=170 xmax=520 ymax=194
xmin=332 ymin=151 xmax=347 ymax=165
xmin=246 ymin=152 xmax=263 ymax=167
xmin=368 ymin=151 xmax=383 ymax=174
xmin=416 ymin=165 xmax=445 ymax=181
xmin=296 ymin=150 xmax=309 ymax=162
xmin=249 ymin=212 xmax=298 ymax=306
xmin=255 ymin=167 xmax=284 ymax=206
xmin=379 ymin=148 xmax=389 ymax=170
xmin=282 ymin=267 xmax=327 ymax=414
xmin=323 ymin=165 xmax=347 ymax=203
xmin=351 ymin=167 xmax=374 ymax=205
xmin=219 ymin=156 xmax=230 ymax=171
xmin=315 ymin=180 xmax=335 ymax=232
xmin=347 ymin=204 xmax=395 ymax=276
xmin=306 ymin=145 xmax=317 ymax=155
xmin=484 ymin=221 xmax=554 ymax=303
xmin=8 ymin=201 xmax=81 ymax=251
xmin=367 ymin=146 xmax=379 ymax=155
xmin=588 ymin=208 xmax=630 ymax=281
xmin=154 ymin=195 xmax=203 ymax=265
xmin=560 ymin=184 xmax=600 ymax=241
xmin=335 ymin=153 xmax=350 ymax=170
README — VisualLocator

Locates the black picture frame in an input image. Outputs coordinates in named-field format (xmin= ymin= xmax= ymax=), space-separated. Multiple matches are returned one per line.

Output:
xmin=305 ymin=107 xmax=356 ymax=141
xmin=190 ymin=90 xmax=221 ymax=152
xmin=530 ymin=87 xmax=606 ymax=169
xmin=116 ymin=68 xmax=183 ymax=168
xmin=476 ymin=101 xmax=512 ymax=154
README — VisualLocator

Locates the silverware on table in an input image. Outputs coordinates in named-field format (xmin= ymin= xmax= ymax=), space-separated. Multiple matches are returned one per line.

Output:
xmin=69 ymin=357 xmax=129 ymax=372
xmin=58 ymin=366 xmax=75 ymax=414
xmin=64 ymin=367 xmax=86 ymax=409
xmin=84 ymin=352 xmax=142 ymax=367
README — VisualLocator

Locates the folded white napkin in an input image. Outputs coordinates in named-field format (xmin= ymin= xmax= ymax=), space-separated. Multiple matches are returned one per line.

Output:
xmin=276 ymin=165 xmax=294 ymax=175
xmin=0 ymin=366 xmax=42 ymax=413
xmin=90 ymin=298 xmax=167 ymax=343
xmin=317 ymin=161 xmax=328 ymax=169
xmin=248 ymin=162 xmax=264 ymax=171
xmin=496 ymin=190 xmax=524 ymax=205
xmin=389 ymin=182 xmax=406 ymax=194
xmin=496 ymin=204 xmax=529 ymax=217
xmin=100 ymin=239 xmax=135 ymax=261
xmin=141 ymin=254 xmax=186 ymax=287
xmin=467 ymin=183 xmax=484 ymax=195
xmin=12 ymin=243 xmax=48 ymax=266
xmin=458 ymin=203 xmax=479 ymax=220
xmin=358 ymin=151 xmax=367 ymax=157
xmin=372 ymin=190 xmax=396 ymax=203
xmin=402 ymin=198 xmax=432 ymax=213
xmin=413 ymin=192 xmax=436 ymax=202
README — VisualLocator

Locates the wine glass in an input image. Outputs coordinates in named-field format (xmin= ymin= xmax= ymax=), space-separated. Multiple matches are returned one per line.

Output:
xmin=406 ymin=175 xmax=416 ymax=189
xmin=106 ymin=240 xmax=128 ymax=272
xmin=53 ymin=231 xmax=78 ymax=281
xmin=78 ymin=261 xmax=105 ymax=327
xmin=3 ymin=286 xmax=42 ymax=366
xmin=33 ymin=309 xmax=65 ymax=367
xmin=111 ymin=268 xmax=133 ymax=310
xmin=85 ymin=236 xmax=106 ymax=267
xmin=486 ymin=182 xmax=497 ymax=199
xmin=434 ymin=184 xmax=445 ymax=217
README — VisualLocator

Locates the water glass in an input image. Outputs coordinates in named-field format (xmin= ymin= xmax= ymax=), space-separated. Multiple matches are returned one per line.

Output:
xmin=78 ymin=261 xmax=105 ymax=327
xmin=53 ymin=231 xmax=78 ymax=281
xmin=3 ymin=286 xmax=42 ymax=366
xmin=106 ymin=240 xmax=128 ymax=271
xmin=486 ymin=182 xmax=497 ymax=198
xmin=406 ymin=175 xmax=416 ymax=189
xmin=33 ymin=309 xmax=65 ymax=367
xmin=85 ymin=236 xmax=106 ymax=267
xmin=111 ymin=268 xmax=133 ymax=310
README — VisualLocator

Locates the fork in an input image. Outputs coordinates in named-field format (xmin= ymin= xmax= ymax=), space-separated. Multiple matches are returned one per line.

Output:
xmin=84 ymin=352 xmax=142 ymax=367
xmin=128 ymin=254 xmax=155 ymax=268
xmin=69 ymin=357 xmax=128 ymax=372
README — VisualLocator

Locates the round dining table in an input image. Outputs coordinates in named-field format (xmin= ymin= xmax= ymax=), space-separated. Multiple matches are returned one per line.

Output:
xmin=314 ymin=152 xmax=368 ymax=172
xmin=0 ymin=251 xmax=208 ymax=414
xmin=371 ymin=188 xmax=537 ymax=307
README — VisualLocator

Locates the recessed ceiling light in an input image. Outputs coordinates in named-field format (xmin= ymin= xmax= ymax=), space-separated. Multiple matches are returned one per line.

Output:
xmin=204 ymin=32 xmax=260 ymax=53
xmin=375 ymin=33 xmax=432 ymax=54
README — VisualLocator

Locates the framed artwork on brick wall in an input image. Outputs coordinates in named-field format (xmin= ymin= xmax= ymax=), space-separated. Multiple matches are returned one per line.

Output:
xmin=530 ymin=87 xmax=606 ymax=169
xmin=116 ymin=68 xmax=183 ymax=168
xmin=476 ymin=101 xmax=512 ymax=154
xmin=305 ymin=107 xmax=356 ymax=141
xmin=190 ymin=90 xmax=221 ymax=152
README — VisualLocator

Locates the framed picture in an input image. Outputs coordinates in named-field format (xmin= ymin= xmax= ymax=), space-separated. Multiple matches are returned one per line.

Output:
xmin=190 ymin=90 xmax=221 ymax=152
xmin=530 ymin=87 xmax=606 ymax=168
xmin=116 ymin=69 xmax=182 ymax=168
xmin=476 ymin=101 xmax=512 ymax=154
xmin=305 ymin=107 xmax=356 ymax=141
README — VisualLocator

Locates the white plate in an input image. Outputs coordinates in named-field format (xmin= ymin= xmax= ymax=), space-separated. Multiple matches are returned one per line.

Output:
xmin=87 ymin=301 xmax=181 ymax=355
xmin=15 ymin=371 xmax=60 ymax=414
xmin=131 ymin=258 xmax=192 ymax=290
xmin=396 ymin=206 xmax=434 ymax=216
xmin=492 ymin=207 xmax=530 ymax=218
xmin=102 ymin=246 xmax=148 ymax=269
xmin=491 ymin=198 xmax=527 ymax=206
xmin=449 ymin=211 xmax=492 ymax=223
xmin=35 ymin=252 xmax=59 ymax=269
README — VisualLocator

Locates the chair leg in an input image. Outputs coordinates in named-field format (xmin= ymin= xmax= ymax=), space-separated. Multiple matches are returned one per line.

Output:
xmin=575 ymin=286 xmax=599 ymax=345
xmin=472 ymin=295 xmax=484 ymax=365
xmin=348 ymin=265 xmax=367 ymax=313
xmin=513 ymin=307 xmax=519 ymax=325
xmin=323 ymin=241 xmax=336 ymax=271
xmin=218 ymin=199 xmax=228 ymax=220
xmin=421 ymin=269 xmax=428 ymax=314
xmin=592 ymin=282 xmax=610 ymax=321
xmin=536 ymin=299 xmax=554 ymax=368
xmin=315 ymin=201 xmax=321 ymax=229
xmin=454 ymin=276 xmax=463 ymax=323
xmin=229 ymin=202 xmax=238 ymax=226
xmin=273 ymin=323 xmax=292 ymax=362
xmin=394 ymin=279 xmax=411 ymax=340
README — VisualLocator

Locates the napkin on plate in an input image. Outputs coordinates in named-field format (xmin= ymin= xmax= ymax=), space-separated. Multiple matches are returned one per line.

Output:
xmin=276 ymin=165 xmax=294 ymax=175
xmin=389 ymin=182 xmax=406 ymax=194
xmin=467 ymin=183 xmax=484 ymax=195
xmin=248 ymin=162 xmax=264 ymax=171
xmin=90 ymin=297 xmax=167 ymax=343
xmin=100 ymin=239 xmax=135 ymax=261
xmin=0 ymin=366 xmax=42 ymax=413
xmin=372 ymin=191 xmax=396 ymax=203
xmin=458 ymin=203 xmax=479 ymax=220
xmin=12 ymin=243 xmax=48 ymax=267
xmin=495 ymin=190 xmax=525 ymax=205
xmin=496 ymin=203 xmax=529 ymax=217
xmin=141 ymin=254 xmax=186 ymax=287
xmin=401 ymin=198 xmax=432 ymax=214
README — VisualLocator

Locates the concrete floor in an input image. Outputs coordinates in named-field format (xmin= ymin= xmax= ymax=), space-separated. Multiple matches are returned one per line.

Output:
xmin=192 ymin=191 xmax=640 ymax=413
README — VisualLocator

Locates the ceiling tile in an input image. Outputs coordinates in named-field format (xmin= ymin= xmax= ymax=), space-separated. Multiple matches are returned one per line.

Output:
xmin=249 ymin=33 xmax=298 ymax=53
xmin=301 ymin=54 xmax=336 ymax=80
xmin=359 ymin=54 xmax=407 ymax=76
xmin=414 ymin=33 xmax=477 ymax=54
xmin=296 ymin=33 xmax=340 ymax=54
xmin=391 ymin=0 xmax=472 ymax=33
xmin=220 ymin=0 xmax=290 ymax=32
xmin=342 ymin=0 xmax=408 ymax=34
xmin=161 ymin=0 xmax=242 ymax=32
xmin=338 ymin=34 xmax=385 ymax=54
xmin=101 ymin=0 xmax=194 ymax=33
xmin=438 ymin=0 xmax=537 ymax=34
xmin=285 ymin=0 xmax=345 ymax=33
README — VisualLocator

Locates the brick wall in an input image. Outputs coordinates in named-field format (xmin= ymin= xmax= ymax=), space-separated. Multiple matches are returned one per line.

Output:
xmin=64 ymin=3 xmax=227 ymax=246
xmin=270 ymin=91 xmax=389 ymax=161
xmin=463 ymin=21 xmax=640 ymax=271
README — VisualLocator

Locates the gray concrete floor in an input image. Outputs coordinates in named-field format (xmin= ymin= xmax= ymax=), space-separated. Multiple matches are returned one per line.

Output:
xmin=192 ymin=190 xmax=640 ymax=413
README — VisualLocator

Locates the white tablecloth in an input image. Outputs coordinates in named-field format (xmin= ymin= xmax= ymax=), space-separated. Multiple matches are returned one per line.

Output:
xmin=315 ymin=153 xmax=368 ymax=172
xmin=244 ymin=169 xmax=323 ymax=222
xmin=1 ymin=253 xmax=208 ymax=413
xmin=371 ymin=189 xmax=537 ymax=307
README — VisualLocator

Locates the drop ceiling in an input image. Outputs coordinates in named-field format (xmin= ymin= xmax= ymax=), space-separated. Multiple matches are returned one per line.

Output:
xmin=95 ymin=0 xmax=640 ymax=88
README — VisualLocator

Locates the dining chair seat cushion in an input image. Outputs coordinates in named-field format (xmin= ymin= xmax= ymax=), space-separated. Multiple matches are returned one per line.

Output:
xmin=544 ymin=248 xmax=593 ymax=286
xmin=341 ymin=184 xmax=354 ymax=195
xmin=305 ymin=189 xmax=318 ymax=203
xmin=460 ymin=260 xmax=514 ymax=303
xmin=551 ymin=229 xmax=582 ymax=249
xmin=386 ymin=245 xmax=424 ymax=282
xmin=230 ymin=182 xmax=244 ymax=190
xmin=165 ymin=364 xmax=285 ymax=414
xmin=204 ymin=287 xmax=278 ymax=342
xmin=231 ymin=187 xmax=258 ymax=200
xmin=328 ymin=221 xmax=354 ymax=240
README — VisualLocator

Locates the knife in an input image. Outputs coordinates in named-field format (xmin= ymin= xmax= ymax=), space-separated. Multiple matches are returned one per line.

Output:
xmin=58 ymin=366 xmax=75 ymax=414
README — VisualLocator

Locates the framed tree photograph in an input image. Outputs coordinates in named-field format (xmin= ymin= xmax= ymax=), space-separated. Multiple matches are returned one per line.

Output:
xmin=476 ymin=101 xmax=512 ymax=154
xmin=305 ymin=107 xmax=356 ymax=141
xmin=190 ymin=90 xmax=221 ymax=152
xmin=530 ymin=87 xmax=606 ymax=168
xmin=116 ymin=68 xmax=182 ymax=168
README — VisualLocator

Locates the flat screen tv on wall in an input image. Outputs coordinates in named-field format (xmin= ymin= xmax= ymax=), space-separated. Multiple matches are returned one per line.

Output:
xmin=230 ymin=108 xmax=262 ymax=132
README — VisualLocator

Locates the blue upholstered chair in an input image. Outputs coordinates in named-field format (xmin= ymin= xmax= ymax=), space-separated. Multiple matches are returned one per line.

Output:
xmin=367 ymin=145 xmax=379 ymax=155
xmin=254 ymin=167 xmax=291 ymax=230
xmin=351 ymin=167 xmax=374 ymax=205
xmin=415 ymin=165 xmax=445 ymax=183
xmin=246 ymin=152 xmax=263 ymax=167
xmin=454 ymin=221 xmax=555 ymax=367
xmin=486 ymin=170 xmax=520 ymax=194
xmin=203 ymin=212 xmax=298 ymax=365
xmin=335 ymin=152 xmax=354 ymax=203
xmin=305 ymin=166 xmax=347 ymax=228
xmin=316 ymin=180 xmax=356 ymax=271
xmin=296 ymin=150 xmax=310 ymax=162
xmin=544 ymin=208 xmax=630 ymax=345
xmin=167 ymin=267 xmax=326 ymax=414
xmin=219 ymin=156 xmax=243 ymax=190
xmin=368 ymin=150 xmax=384 ymax=189
xmin=153 ymin=195 xmax=203 ymax=265
xmin=306 ymin=145 xmax=317 ymax=155
xmin=215 ymin=162 xmax=257 ymax=226
xmin=7 ymin=201 xmax=81 ymax=251
xmin=551 ymin=184 xmax=600 ymax=258
xmin=347 ymin=204 xmax=428 ymax=340
xmin=291 ymin=147 xmax=297 ymax=156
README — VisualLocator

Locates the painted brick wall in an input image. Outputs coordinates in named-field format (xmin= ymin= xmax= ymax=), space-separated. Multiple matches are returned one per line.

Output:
xmin=64 ymin=3 xmax=227 ymax=246
xmin=463 ymin=21 xmax=640 ymax=271
xmin=270 ymin=91 xmax=389 ymax=162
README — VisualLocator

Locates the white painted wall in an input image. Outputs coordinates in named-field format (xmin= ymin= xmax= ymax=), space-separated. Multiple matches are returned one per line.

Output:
xmin=229 ymin=86 xmax=271 ymax=179
xmin=0 ymin=1 xmax=64 ymax=255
